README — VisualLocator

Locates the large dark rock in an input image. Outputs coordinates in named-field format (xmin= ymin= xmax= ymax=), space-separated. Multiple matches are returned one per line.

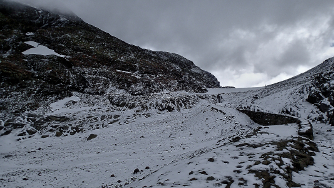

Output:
xmin=238 ymin=110 xmax=300 ymax=126
xmin=306 ymin=90 xmax=324 ymax=104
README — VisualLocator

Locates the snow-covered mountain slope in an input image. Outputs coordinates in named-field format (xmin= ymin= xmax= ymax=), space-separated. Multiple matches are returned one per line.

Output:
xmin=1 ymin=1 xmax=334 ymax=188
xmin=1 ymin=75 xmax=333 ymax=188
xmin=1 ymin=86 xmax=333 ymax=187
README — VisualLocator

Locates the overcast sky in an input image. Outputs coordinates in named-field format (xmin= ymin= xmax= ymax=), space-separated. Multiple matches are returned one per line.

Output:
xmin=11 ymin=0 xmax=334 ymax=87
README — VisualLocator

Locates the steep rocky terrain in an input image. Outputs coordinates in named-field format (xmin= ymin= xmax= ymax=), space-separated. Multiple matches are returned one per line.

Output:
xmin=0 ymin=1 xmax=334 ymax=188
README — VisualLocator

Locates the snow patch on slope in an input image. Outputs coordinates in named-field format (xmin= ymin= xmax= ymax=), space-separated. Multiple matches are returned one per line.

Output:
xmin=23 ymin=41 xmax=65 ymax=57
xmin=49 ymin=95 xmax=81 ymax=113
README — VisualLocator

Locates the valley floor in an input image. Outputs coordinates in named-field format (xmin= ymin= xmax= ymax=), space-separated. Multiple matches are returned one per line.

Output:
xmin=0 ymin=89 xmax=334 ymax=187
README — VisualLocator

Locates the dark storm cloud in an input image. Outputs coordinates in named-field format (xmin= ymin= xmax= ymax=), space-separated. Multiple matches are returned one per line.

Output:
xmin=10 ymin=0 xmax=334 ymax=87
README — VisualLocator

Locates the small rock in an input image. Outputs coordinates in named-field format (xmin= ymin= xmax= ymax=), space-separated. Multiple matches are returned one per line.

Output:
xmin=222 ymin=180 xmax=229 ymax=184
xmin=208 ymin=158 xmax=215 ymax=162
xmin=17 ymin=132 xmax=26 ymax=136
xmin=26 ymin=129 xmax=37 ymax=135
xmin=55 ymin=131 xmax=62 ymax=137
xmin=254 ymin=161 xmax=261 ymax=165
xmin=207 ymin=176 xmax=215 ymax=181
xmin=87 ymin=134 xmax=97 ymax=141
xmin=133 ymin=168 xmax=140 ymax=174
xmin=262 ymin=160 xmax=270 ymax=165
xmin=232 ymin=136 xmax=241 ymax=142
xmin=199 ymin=171 xmax=208 ymax=175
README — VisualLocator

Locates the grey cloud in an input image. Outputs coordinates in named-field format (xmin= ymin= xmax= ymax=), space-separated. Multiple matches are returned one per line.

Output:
xmin=254 ymin=40 xmax=310 ymax=77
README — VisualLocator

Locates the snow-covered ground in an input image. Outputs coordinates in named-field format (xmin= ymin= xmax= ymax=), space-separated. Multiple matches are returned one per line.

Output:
xmin=0 ymin=86 xmax=333 ymax=187
xmin=0 ymin=98 xmax=255 ymax=187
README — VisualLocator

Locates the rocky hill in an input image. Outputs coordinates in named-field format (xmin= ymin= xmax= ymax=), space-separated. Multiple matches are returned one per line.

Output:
xmin=0 ymin=0 xmax=220 ymax=119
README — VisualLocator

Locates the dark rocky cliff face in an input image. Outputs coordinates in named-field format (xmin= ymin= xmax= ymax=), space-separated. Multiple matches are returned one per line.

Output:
xmin=0 ymin=0 xmax=220 ymax=116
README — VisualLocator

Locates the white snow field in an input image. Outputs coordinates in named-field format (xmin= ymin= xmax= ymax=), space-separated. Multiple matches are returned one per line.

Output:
xmin=0 ymin=87 xmax=333 ymax=188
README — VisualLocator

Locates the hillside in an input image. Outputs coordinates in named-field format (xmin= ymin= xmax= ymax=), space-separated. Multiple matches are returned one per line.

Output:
xmin=0 ymin=0 xmax=219 ymax=120
xmin=0 ymin=1 xmax=334 ymax=188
